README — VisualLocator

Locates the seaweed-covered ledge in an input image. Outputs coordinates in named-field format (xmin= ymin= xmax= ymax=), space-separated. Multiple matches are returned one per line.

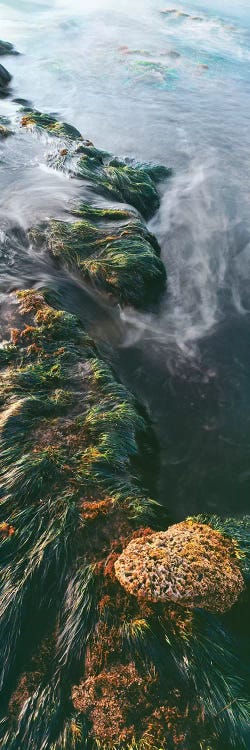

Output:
xmin=30 ymin=207 xmax=166 ymax=307
xmin=21 ymin=108 xmax=171 ymax=219
xmin=1 ymin=44 xmax=250 ymax=750
xmin=18 ymin=108 xmax=170 ymax=306
xmin=0 ymin=290 xmax=250 ymax=750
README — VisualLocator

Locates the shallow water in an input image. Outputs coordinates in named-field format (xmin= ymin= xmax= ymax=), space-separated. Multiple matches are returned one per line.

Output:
xmin=1 ymin=0 xmax=250 ymax=517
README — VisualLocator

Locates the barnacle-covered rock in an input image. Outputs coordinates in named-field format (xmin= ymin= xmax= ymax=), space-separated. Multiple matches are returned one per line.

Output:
xmin=115 ymin=521 xmax=244 ymax=613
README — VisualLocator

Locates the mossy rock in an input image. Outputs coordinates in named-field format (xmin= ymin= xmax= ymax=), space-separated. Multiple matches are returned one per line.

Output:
xmin=39 ymin=208 xmax=166 ymax=307
xmin=21 ymin=108 xmax=172 ymax=219
xmin=70 ymin=150 xmax=171 ymax=219
xmin=0 ymin=289 xmax=153 ymax=514
xmin=21 ymin=109 xmax=82 ymax=140
xmin=0 ymin=291 xmax=249 ymax=750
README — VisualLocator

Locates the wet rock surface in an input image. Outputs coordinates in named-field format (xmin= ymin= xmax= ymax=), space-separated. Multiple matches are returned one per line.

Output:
xmin=0 ymin=40 xmax=19 ymax=56
xmin=0 ymin=64 xmax=12 ymax=97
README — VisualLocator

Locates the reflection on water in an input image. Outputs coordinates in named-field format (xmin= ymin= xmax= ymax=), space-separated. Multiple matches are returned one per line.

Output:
xmin=0 ymin=0 xmax=250 ymax=517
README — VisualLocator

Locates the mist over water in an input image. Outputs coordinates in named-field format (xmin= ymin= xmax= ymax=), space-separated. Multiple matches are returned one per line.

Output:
xmin=1 ymin=0 xmax=250 ymax=517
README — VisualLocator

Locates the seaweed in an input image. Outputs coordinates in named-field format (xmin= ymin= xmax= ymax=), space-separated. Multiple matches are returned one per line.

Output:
xmin=1 ymin=290 xmax=249 ymax=750
xmin=0 ymin=289 xmax=159 ymax=746
xmin=2 ymin=54 xmax=250 ymax=750
xmin=20 ymin=108 xmax=171 ymax=219
xmin=20 ymin=108 xmax=169 ymax=304
xmin=69 ymin=152 xmax=171 ymax=219
xmin=36 ymin=210 xmax=166 ymax=307
xmin=21 ymin=109 xmax=82 ymax=141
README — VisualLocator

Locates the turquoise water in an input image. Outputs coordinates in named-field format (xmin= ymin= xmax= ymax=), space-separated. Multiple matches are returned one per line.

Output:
xmin=1 ymin=0 xmax=250 ymax=517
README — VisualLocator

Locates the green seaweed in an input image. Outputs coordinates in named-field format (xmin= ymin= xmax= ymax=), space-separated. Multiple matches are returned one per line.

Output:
xmin=0 ymin=290 xmax=250 ymax=750
xmin=21 ymin=109 xmax=83 ymax=140
xmin=2 ymin=59 xmax=250 ymax=750
xmin=71 ymin=153 xmax=170 ymax=219
xmin=41 ymin=212 xmax=166 ymax=306
xmin=0 ymin=288 xmax=158 ymax=747
xmin=21 ymin=108 xmax=171 ymax=219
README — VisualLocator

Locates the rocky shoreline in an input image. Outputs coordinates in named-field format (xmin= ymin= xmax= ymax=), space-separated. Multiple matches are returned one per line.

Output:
xmin=0 ymin=40 xmax=250 ymax=750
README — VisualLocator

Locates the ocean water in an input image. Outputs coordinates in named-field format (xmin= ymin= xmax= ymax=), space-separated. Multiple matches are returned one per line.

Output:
xmin=1 ymin=0 xmax=250 ymax=518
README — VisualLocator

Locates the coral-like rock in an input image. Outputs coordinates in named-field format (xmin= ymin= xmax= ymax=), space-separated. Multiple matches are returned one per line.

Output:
xmin=115 ymin=521 xmax=244 ymax=613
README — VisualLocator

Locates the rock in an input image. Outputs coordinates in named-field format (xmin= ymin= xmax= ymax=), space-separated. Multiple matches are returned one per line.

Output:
xmin=0 ymin=40 xmax=19 ymax=56
xmin=0 ymin=124 xmax=13 ymax=138
xmin=115 ymin=520 xmax=244 ymax=613
xmin=20 ymin=108 xmax=82 ymax=140
xmin=167 ymin=50 xmax=181 ymax=58
xmin=0 ymin=64 xmax=12 ymax=87
xmin=13 ymin=98 xmax=32 ymax=107
xmin=0 ymin=86 xmax=10 ymax=99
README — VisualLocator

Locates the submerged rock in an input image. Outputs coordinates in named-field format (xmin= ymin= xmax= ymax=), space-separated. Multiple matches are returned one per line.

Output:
xmin=115 ymin=520 xmax=244 ymax=612
xmin=166 ymin=49 xmax=181 ymax=58
xmin=161 ymin=9 xmax=177 ymax=14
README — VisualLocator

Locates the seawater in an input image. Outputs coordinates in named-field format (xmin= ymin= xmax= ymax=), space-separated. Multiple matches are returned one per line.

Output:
xmin=1 ymin=0 xmax=250 ymax=518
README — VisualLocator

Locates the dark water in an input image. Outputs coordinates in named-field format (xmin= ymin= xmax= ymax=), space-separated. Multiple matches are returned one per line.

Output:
xmin=1 ymin=0 xmax=250 ymax=518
